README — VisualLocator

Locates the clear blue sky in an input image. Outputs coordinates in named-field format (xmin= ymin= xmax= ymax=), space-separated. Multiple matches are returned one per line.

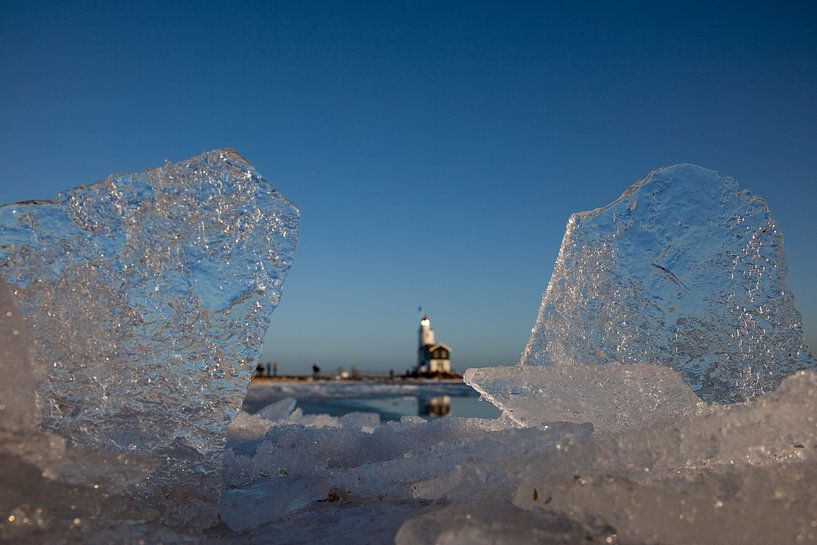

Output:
xmin=1 ymin=1 xmax=815 ymax=374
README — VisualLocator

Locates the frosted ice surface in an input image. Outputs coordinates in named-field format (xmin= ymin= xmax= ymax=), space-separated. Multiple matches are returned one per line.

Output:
xmin=520 ymin=164 xmax=813 ymax=402
xmin=464 ymin=363 xmax=701 ymax=432
xmin=0 ymin=149 xmax=299 ymax=462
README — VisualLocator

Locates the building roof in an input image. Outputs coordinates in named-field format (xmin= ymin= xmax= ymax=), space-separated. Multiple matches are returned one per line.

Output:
xmin=424 ymin=342 xmax=452 ymax=352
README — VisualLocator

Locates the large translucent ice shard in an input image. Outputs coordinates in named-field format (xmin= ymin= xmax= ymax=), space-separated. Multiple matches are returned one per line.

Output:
xmin=520 ymin=164 xmax=813 ymax=402
xmin=0 ymin=149 xmax=299 ymax=464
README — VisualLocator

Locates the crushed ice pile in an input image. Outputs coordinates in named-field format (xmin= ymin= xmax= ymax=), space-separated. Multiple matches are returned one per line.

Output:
xmin=2 ymin=161 xmax=816 ymax=544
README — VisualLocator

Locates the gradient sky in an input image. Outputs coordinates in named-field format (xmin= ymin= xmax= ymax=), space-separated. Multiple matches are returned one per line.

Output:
xmin=1 ymin=1 xmax=815 ymax=374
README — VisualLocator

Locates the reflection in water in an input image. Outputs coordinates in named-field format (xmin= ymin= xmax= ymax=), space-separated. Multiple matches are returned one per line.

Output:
xmin=244 ymin=385 xmax=502 ymax=420
xmin=419 ymin=395 xmax=452 ymax=417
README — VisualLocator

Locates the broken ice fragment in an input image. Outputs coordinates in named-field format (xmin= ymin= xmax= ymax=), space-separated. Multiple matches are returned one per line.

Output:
xmin=519 ymin=164 xmax=813 ymax=402
xmin=464 ymin=363 xmax=701 ymax=432
xmin=339 ymin=411 xmax=380 ymax=431
xmin=219 ymin=477 xmax=331 ymax=532
xmin=0 ymin=149 xmax=299 ymax=467
xmin=256 ymin=397 xmax=298 ymax=421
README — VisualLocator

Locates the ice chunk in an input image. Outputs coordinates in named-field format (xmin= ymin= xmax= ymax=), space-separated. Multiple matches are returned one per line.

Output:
xmin=226 ymin=410 xmax=588 ymax=518
xmin=395 ymin=371 xmax=817 ymax=545
xmin=464 ymin=363 xmax=701 ymax=432
xmin=215 ymin=371 xmax=817 ymax=543
xmin=256 ymin=397 xmax=297 ymax=421
xmin=0 ymin=149 xmax=299 ymax=461
xmin=339 ymin=411 xmax=380 ymax=431
xmin=219 ymin=476 xmax=331 ymax=532
xmin=0 ymin=150 xmax=298 ymax=531
xmin=520 ymin=164 xmax=813 ymax=402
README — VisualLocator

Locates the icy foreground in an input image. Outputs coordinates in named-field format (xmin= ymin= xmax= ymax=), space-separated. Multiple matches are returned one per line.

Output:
xmin=3 ymin=162 xmax=817 ymax=544
xmin=213 ymin=168 xmax=816 ymax=544
xmin=0 ymin=150 xmax=298 ymax=531
xmin=220 ymin=370 xmax=817 ymax=545
xmin=519 ymin=164 xmax=813 ymax=402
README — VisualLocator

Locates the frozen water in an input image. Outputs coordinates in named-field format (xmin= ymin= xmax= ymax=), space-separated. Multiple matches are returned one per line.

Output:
xmin=0 ymin=149 xmax=298 ymax=531
xmin=464 ymin=363 xmax=702 ymax=432
xmin=221 ymin=406 xmax=590 ymax=533
xmin=0 ymin=149 xmax=299 ymax=460
xmin=520 ymin=164 xmax=813 ymax=402
xmin=394 ymin=371 xmax=817 ymax=545
xmin=3 ymin=160 xmax=816 ymax=544
xmin=220 ymin=371 xmax=817 ymax=543
xmin=339 ymin=411 xmax=381 ymax=431
xmin=242 ymin=379 xmax=490 ymax=421
xmin=389 ymin=165 xmax=817 ymax=545
xmin=219 ymin=477 xmax=331 ymax=532
xmin=256 ymin=397 xmax=297 ymax=421
xmin=507 ymin=370 xmax=817 ymax=545
xmin=244 ymin=378 xmax=470 ymax=404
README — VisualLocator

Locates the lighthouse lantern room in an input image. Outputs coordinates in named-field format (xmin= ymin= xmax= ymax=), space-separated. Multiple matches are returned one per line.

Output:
xmin=417 ymin=315 xmax=452 ymax=375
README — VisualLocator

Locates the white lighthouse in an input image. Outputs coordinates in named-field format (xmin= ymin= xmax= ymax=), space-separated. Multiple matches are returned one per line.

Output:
xmin=417 ymin=315 xmax=452 ymax=375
